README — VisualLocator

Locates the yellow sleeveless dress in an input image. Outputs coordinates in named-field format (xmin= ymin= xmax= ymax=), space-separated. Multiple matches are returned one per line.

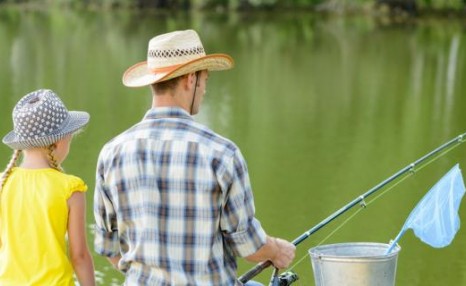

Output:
xmin=0 ymin=167 xmax=87 ymax=285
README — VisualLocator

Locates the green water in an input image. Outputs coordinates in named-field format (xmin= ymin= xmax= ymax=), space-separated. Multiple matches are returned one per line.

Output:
xmin=1 ymin=7 xmax=466 ymax=285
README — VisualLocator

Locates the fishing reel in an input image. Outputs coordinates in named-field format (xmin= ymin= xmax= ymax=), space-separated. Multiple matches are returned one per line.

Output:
xmin=269 ymin=271 xmax=299 ymax=286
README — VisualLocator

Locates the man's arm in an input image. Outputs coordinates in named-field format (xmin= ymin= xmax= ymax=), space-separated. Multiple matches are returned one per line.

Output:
xmin=107 ymin=255 xmax=122 ymax=269
xmin=219 ymin=150 xmax=296 ymax=268
xmin=93 ymin=154 xmax=121 ymax=260
xmin=245 ymin=235 xmax=295 ymax=269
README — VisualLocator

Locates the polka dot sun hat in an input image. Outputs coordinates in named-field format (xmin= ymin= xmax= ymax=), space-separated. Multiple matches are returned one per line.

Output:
xmin=2 ymin=89 xmax=90 ymax=150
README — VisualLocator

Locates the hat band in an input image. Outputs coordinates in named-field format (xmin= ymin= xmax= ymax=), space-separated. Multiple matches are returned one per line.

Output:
xmin=150 ymin=64 xmax=182 ymax=74
xmin=148 ymin=46 xmax=205 ymax=58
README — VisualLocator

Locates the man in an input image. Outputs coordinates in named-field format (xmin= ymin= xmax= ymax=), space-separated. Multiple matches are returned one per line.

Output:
xmin=94 ymin=29 xmax=295 ymax=285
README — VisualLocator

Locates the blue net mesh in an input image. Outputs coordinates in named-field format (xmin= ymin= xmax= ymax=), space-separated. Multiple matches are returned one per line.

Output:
xmin=403 ymin=164 xmax=466 ymax=247
xmin=388 ymin=164 xmax=466 ymax=251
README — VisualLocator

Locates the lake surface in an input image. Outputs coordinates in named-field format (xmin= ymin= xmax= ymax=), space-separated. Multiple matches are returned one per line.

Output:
xmin=1 ymin=7 xmax=466 ymax=285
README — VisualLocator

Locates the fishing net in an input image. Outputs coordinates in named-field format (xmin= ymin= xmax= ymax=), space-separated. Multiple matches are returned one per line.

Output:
xmin=397 ymin=164 xmax=465 ymax=248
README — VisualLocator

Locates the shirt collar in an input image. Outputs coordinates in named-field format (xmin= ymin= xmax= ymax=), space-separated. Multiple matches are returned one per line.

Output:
xmin=143 ymin=107 xmax=193 ymax=121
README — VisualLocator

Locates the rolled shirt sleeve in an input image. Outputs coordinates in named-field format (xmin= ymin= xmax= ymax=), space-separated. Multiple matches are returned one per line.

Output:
xmin=220 ymin=149 xmax=267 ymax=257
xmin=93 ymin=154 xmax=120 ymax=257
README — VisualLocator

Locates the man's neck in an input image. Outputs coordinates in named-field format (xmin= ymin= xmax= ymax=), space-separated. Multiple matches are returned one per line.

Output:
xmin=152 ymin=91 xmax=191 ymax=114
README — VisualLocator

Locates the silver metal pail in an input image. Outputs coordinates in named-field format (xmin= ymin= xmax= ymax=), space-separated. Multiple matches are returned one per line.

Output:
xmin=309 ymin=242 xmax=401 ymax=286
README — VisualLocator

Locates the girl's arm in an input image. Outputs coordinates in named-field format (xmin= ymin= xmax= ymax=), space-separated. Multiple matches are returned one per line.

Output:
xmin=68 ymin=191 xmax=96 ymax=286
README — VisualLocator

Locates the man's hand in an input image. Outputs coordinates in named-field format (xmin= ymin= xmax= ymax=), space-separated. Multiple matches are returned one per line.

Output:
xmin=245 ymin=236 xmax=296 ymax=269
xmin=270 ymin=238 xmax=296 ymax=269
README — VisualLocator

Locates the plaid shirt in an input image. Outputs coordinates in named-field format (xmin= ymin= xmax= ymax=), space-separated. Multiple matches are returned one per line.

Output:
xmin=94 ymin=107 xmax=266 ymax=286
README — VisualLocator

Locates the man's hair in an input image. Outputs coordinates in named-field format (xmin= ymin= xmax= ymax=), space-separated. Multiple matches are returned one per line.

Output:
xmin=151 ymin=75 xmax=186 ymax=93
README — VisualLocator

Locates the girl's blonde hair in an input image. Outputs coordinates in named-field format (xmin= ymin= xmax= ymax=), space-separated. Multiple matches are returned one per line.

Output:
xmin=0 ymin=144 xmax=64 ymax=192
xmin=0 ymin=150 xmax=22 ymax=192
xmin=46 ymin=144 xmax=63 ymax=172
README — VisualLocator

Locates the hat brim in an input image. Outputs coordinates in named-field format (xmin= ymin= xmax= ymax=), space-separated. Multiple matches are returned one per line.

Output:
xmin=122 ymin=53 xmax=234 ymax=88
xmin=2 ymin=111 xmax=90 ymax=150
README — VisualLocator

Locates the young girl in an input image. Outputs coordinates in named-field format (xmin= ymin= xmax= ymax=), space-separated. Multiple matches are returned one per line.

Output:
xmin=0 ymin=89 xmax=95 ymax=286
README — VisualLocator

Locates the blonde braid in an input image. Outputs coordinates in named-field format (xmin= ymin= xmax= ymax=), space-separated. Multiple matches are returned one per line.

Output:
xmin=0 ymin=150 xmax=22 ymax=192
xmin=0 ymin=150 xmax=20 ymax=247
xmin=46 ymin=144 xmax=63 ymax=172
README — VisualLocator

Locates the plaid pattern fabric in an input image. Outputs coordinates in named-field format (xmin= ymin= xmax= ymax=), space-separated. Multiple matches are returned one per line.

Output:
xmin=94 ymin=107 xmax=266 ymax=285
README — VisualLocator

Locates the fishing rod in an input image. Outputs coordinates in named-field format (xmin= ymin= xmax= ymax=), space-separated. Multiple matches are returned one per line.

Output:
xmin=238 ymin=132 xmax=466 ymax=285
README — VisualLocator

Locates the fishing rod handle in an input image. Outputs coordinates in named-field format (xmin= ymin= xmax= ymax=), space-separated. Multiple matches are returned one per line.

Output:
xmin=238 ymin=260 xmax=272 ymax=283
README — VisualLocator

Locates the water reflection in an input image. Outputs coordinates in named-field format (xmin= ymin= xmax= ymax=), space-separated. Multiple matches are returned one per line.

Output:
xmin=1 ymin=7 xmax=466 ymax=285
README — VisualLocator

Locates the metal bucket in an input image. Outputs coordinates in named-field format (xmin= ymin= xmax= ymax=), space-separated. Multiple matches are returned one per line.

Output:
xmin=309 ymin=242 xmax=401 ymax=286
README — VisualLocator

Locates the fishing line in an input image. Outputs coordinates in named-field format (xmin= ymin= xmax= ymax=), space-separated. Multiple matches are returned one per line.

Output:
xmin=239 ymin=133 xmax=466 ymax=284
xmin=286 ymin=175 xmax=407 ymax=273
xmin=285 ymin=141 xmax=462 ymax=273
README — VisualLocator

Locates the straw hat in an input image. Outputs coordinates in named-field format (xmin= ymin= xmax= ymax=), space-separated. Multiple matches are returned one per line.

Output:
xmin=2 ymin=89 xmax=90 ymax=150
xmin=122 ymin=29 xmax=234 ymax=87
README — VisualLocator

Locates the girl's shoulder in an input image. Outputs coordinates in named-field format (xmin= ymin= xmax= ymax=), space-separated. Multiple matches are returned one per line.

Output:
xmin=59 ymin=172 xmax=88 ymax=194
xmin=7 ymin=168 xmax=88 ymax=199
xmin=45 ymin=170 xmax=88 ymax=196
